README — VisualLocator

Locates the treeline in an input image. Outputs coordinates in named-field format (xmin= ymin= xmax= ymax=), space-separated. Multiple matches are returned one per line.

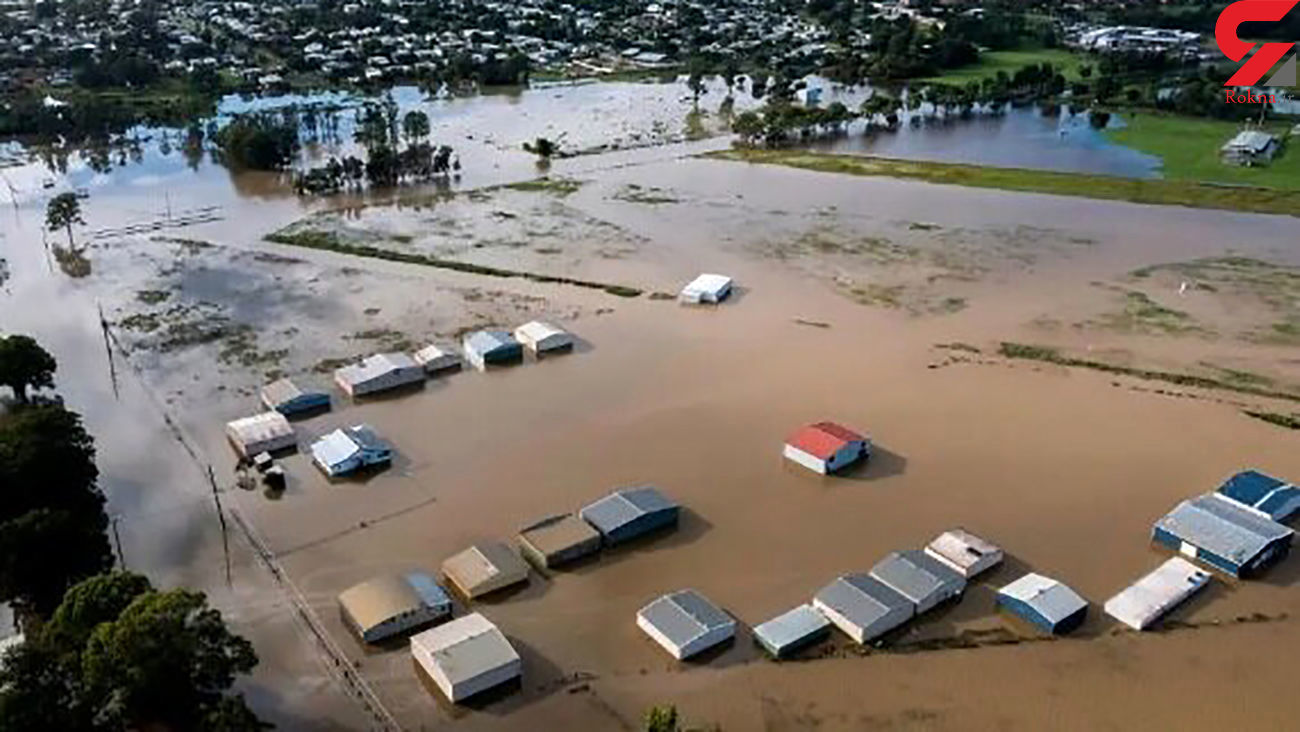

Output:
xmin=0 ymin=334 xmax=267 ymax=730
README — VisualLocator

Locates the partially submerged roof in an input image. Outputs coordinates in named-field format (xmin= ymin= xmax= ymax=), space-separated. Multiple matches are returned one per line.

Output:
xmin=260 ymin=378 xmax=324 ymax=408
xmin=347 ymin=424 xmax=388 ymax=451
xmin=785 ymin=422 xmax=866 ymax=460
xmin=463 ymin=330 xmax=518 ymax=355
xmin=1216 ymin=470 xmax=1300 ymax=521
xmin=442 ymin=542 xmax=530 ymax=597
xmin=682 ymin=273 xmax=732 ymax=293
xmin=410 ymin=612 xmax=518 ymax=687
xmin=813 ymin=573 xmax=912 ymax=630
xmin=637 ymin=590 xmax=735 ymax=649
xmin=519 ymin=515 xmax=600 ymax=557
xmin=312 ymin=428 xmax=359 ymax=468
xmin=752 ymin=604 xmax=830 ymax=655
xmin=413 ymin=343 xmax=459 ymax=367
xmin=1154 ymin=494 xmax=1293 ymax=565
xmin=870 ymin=550 xmax=965 ymax=603
xmin=998 ymin=573 xmax=1087 ymax=626
xmin=339 ymin=572 xmax=450 ymax=633
xmin=226 ymin=412 xmax=293 ymax=447
xmin=1104 ymin=557 xmax=1210 ymax=631
xmin=514 ymin=320 xmax=569 ymax=343
xmin=925 ymin=529 xmax=1003 ymax=577
xmin=336 ymin=352 xmax=420 ymax=385
xmin=580 ymin=486 xmax=678 ymax=536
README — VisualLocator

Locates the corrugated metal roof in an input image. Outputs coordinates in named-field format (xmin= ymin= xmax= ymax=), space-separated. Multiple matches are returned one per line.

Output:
xmin=682 ymin=273 xmax=732 ymax=295
xmin=514 ymin=320 xmax=569 ymax=344
xmin=638 ymin=590 xmax=734 ymax=647
xmin=260 ymin=378 xmax=306 ymax=408
xmin=226 ymin=412 xmax=293 ymax=446
xmin=814 ymin=573 xmax=911 ymax=628
xmin=347 ymin=424 xmax=387 ymax=451
xmin=870 ymin=550 xmax=965 ymax=603
xmin=785 ymin=422 xmax=864 ymax=460
xmin=463 ymin=330 xmax=517 ymax=356
xmin=336 ymin=352 xmax=419 ymax=386
xmin=339 ymin=572 xmax=450 ymax=633
xmin=410 ymin=613 xmax=518 ymax=685
xmin=1104 ymin=557 xmax=1209 ymax=630
xmin=518 ymin=514 xmax=600 ymax=556
xmin=443 ymin=542 xmax=529 ymax=596
xmin=998 ymin=573 xmax=1087 ymax=625
xmin=1224 ymin=130 xmax=1276 ymax=152
xmin=1217 ymin=470 xmax=1300 ymax=521
xmin=753 ymin=604 xmax=830 ymax=650
xmin=580 ymin=486 xmax=676 ymax=534
xmin=1155 ymin=494 xmax=1293 ymax=564
xmin=925 ymin=529 xmax=1003 ymax=575
xmin=311 ymin=428 xmax=359 ymax=469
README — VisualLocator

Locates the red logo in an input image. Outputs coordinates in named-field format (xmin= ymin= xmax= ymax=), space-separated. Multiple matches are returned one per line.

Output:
xmin=1216 ymin=0 xmax=1298 ymax=86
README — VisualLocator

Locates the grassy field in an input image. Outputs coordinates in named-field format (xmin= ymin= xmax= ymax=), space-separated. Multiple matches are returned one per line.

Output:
xmin=915 ymin=48 xmax=1083 ymax=86
xmin=703 ymin=148 xmax=1300 ymax=217
xmin=1106 ymin=112 xmax=1300 ymax=190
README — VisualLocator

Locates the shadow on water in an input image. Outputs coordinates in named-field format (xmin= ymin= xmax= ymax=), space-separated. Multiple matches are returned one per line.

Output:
xmin=566 ymin=509 xmax=714 ymax=576
xmin=416 ymin=636 xmax=564 ymax=718
xmin=801 ymin=444 xmax=907 ymax=483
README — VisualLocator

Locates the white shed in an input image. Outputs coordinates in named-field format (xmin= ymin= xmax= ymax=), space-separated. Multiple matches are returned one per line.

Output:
xmin=225 ymin=412 xmax=295 ymax=457
xmin=513 ymin=321 xmax=574 ymax=355
xmin=636 ymin=590 xmax=736 ymax=660
xmin=679 ymin=273 xmax=733 ymax=304
xmin=410 ymin=613 xmax=521 ymax=703
xmin=413 ymin=344 xmax=461 ymax=373
xmin=1104 ymin=557 xmax=1211 ymax=631
xmin=924 ymin=529 xmax=1004 ymax=579
xmin=334 ymin=352 xmax=425 ymax=397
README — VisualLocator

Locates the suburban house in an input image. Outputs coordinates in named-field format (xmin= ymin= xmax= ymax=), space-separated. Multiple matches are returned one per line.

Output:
xmin=334 ymin=352 xmax=425 ymax=397
xmin=1152 ymin=493 xmax=1293 ymax=577
xmin=310 ymin=424 xmax=393 ymax=477
xmin=783 ymin=422 xmax=871 ymax=475
xmin=1220 ymin=130 xmax=1280 ymax=166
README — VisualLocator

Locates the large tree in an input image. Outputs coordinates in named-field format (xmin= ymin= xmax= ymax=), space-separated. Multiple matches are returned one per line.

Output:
xmin=0 ymin=334 xmax=57 ymax=404
xmin=45 ymin=192 xmax=85 ymax=251
xmin=0 ymin=573 xmax=268 ymax=731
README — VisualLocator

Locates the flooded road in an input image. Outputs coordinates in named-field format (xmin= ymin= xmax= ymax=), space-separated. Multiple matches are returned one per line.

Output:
xmin=2 ymin=80 xmax=1299 ymax=731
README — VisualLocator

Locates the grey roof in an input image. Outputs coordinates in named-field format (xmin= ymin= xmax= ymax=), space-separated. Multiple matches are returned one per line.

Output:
xmin=814 ymin=573 xmax=912 ymax=628
xmin=463 ymin=330 xmax=517 ymax=356
xmin=638 ymin=590 xmax=735 ymax=647
xmin=753 ymin=604 xmax=829 ymax=651
xmin=580 ymin=486 xmax=676 ymax=533
xmin=347 ymin=424 xmax=388 ymax=451
xmin=999 ymin=573 xmax=1087 ymax=625
xmin=260 ymin=378 xmax=311 ymax=407
xmin=1223 ymin=130 xmax=1277 ymax=152
xmin=1155 ymin=494 xmax=1293 ymax=564
xmin=870 ymin=550 xmax=965 ymax=603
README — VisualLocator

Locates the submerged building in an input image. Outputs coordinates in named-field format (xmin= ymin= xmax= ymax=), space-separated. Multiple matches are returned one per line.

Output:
xmin=679 ymin=273 xmax=733 ymax=304
xmin=813 ymin=573 xmax=914 ymax=643
xmin=225 ymin=411 xmax=296 ymax=458
xmin=579 ymin=486 xmax=680 ymax=546
xmin=924 ymin=529 xmax=1004 ymax=579
xmin=997 ymin=573 xmax=1088 ymax=634
xmin=517 ymin=514 xmax=601 ymax=569
xmin=1215 ymin=470 xmax=1300 ymax=522
xmin=411 ymin=613 xmax=521 ymax=703
xmin=783 ymin=421 xmax=871 ymax=475
xmin=334 ymin=352 xmax=425 ymax=397
xmin=1104 ymin=557 xmax=1211 ymax=631
xmin=636 ymin=589 xmax=736 ymax=660
xmin=413 ymin=343 xmax=462 ymax=374
xmin=1152 ymin=493 xmax=1293 ymax=577
xmin=870 ymin=550 xmax=966 ymax=614
xmin=462 ymin=330 xmax=523 ymax=371
xmin=259 ymin=378 xmax=330 ymax=416
xmin=513 ymin=321 xmax=574 ymax=356
xmin=310 ymin=424 xmax=392 ymax=477
xmin=752 ymin=604 xmax=831 ymax=658
xmin=338 ymin=572 xmax=452 ymax=643
xmin=442 ymin=542 xmax=530 ymax=599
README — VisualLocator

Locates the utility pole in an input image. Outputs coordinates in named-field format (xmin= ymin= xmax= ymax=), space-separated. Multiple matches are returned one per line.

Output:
xmin=98 ymin=303 xmax=119 ymax=399
xmin=207 ymin=464 xmax=233 ymax=589
xmin=110 ymin=515 xmax=126 ymax=568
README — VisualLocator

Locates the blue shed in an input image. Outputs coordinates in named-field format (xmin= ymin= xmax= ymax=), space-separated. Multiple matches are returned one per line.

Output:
xmin=579 ymin=486 xmax=679 ymax=546
xmin=260 ymin=378 xmax=331 ymax=416
xmin=1216 ymin=470 xmax=1300 ymax=522
xmin=462 ymin=330 xmax=523 ymax=371
xmin=1153 ymin=493 xmax=1293 ymax=577
xmin=997 ymin=573 xmax=1088 ymax=635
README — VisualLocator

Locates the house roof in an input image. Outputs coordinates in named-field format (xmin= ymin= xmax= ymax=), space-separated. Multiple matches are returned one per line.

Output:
xmin=346 ymin=424 xmax=387 ymax=451
xmin=870 ymin=550 xmax=965 ymax=602
xmin=339 ymin=572 xmax=450 ymax=632
xmin=1154 ymin=493 xmax=1293 ymax=564
xmin=336 ymin=352 xmax=419 ymax=385
xmin=225 ymin=412 xmax=293 ymax=447
xmin=753 ymin=604 xmax=829 ymax=650
xmin=682 ymin=273 xmax=732 ymax=294
xmin=260 ymin=378 xmax=317 ymax=407
xmin=925 ymin=529 xmax=1003 ymax=574
xmin=311 ymin=429 xmax=360 ymax=468
xmin=463 ymin=330 xmax=518 ymax=355
xmin=1217 ymin=470 xmax=1300 ymax=521
xmin=514 ymin=320 xmax=568 ymax=343
xmin=518 ymin=514 xmax=600 ymax=557
xmin=814 ymin=573 xmax=911 ymax=628
xmin=786 ymin=422 xmax=865 ymax=460
xmin=998 ymin=573 xmax=1087 ymax=625
xmin=637 ymin=590 xmax=734 ymax=648
xmin=1223 ymin=130 xmax=1277 ymax=152
xmin=1104 ymin=557 xmax=1209 ymax=630
xmin=442 ymin=542 xmax=529 ymax=595
xmin=413 ymin=343 xmax=458 ymax=365
xmin=410 ymin=613 xmax=518 ymax=685
xmin=580 ymin=486 xmax=677 ymax=534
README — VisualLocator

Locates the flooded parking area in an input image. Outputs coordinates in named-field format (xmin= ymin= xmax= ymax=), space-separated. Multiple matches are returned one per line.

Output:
xmin=3 ymin=80 xmax=1300 ymax=730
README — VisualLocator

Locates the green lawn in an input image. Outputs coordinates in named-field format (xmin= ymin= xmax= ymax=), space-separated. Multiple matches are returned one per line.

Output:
xmin=915 ymin=48 xmax=1083 ymax=86
xmin=1106 ymin=112 xmax=1300 ymax=190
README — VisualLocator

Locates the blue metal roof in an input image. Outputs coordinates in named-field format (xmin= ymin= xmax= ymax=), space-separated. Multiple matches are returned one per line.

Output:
xmin=404 ymin=572 xmax=452 ymax=612
xmin=464 ymin=330 xmax=518 ymax=356
xmin=1218 ymin=470 xmax=1285 ymax=506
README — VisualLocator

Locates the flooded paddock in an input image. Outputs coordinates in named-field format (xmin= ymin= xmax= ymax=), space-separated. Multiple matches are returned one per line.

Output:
xmin=3 ymin=80 xmax=1300 ymax=731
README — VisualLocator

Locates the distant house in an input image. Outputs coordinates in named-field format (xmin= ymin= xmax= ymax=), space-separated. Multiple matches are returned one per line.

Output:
xmin=869 ymin=550 xmax=966 ymax=614
xmin=636 ymin=589 xmax=736 ymax=660
xmin=338 ymin=572 xmax=452 ymax=643
xmin=513 ymin=321 xmax=574 ymax=356
xmin=579 ymin=486 xmax=680 ymax=546
xmin=753 ymin=603 xmax=830 ymax=658
xmin=442 ymin=542 xmax=530 ymax=599
xmin=334 ymin=353 xmax=425 ymax=397
xmin=517 ymin=514 xmax=601 ymax=569
xmin=1220 ymin=130 xmax=1280 ymax=166
xmin=1215 ymin=470 xmax=1300 ymax=522
xmin=225 ymin=412 xmax=296 ymax=458
xmin=260 ymin=378 xmax=330 ymax=416
xmin=1104 ymin=557 xmax=1210 ymax=631
xmin=997 ymin=573 xmax=1088 ymax=634
xmin=812 ymin=573 xmax=914 ymax=643
xmin=783 ymin=422 xmax=870 ymax=475
xmin=679 ymin=273 xmax=733 ymax=304
xmin=1152 ymin=493 xmax=1293 ymax=577
xmin=462 ymin=330 xmax=523 ymax=371
xmin=924 ymin=529 xmax=1004 ymax=579
xmin=410 ymin=613 xmax=521 ymax=703
xmin=413 ymin=343 xmax=461 ymax=374
xmin=310 ymin=424 xmax=392 ymax=477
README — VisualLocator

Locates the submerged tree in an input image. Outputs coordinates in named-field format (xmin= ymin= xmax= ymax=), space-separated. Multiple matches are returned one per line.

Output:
xmin=45 ymin=193 xmax=84 ymax=251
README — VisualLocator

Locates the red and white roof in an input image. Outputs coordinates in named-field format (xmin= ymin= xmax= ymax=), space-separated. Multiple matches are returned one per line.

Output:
xmin=785 ymin=422 xmax=866 ymax=460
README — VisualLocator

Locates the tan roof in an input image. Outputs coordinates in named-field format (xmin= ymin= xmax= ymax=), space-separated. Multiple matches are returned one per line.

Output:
xmin=442 ymin=542 xmax=529 ymax=598
xmin=339 ymin=575 xmax=423 ymax=632
xmin=519 ymin=515 xmax=600 ymax=556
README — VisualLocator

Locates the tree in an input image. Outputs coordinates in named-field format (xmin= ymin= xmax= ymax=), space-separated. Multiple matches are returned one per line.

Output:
xmin=0 ymin=335 xmax=56 ymax=404
xmin=645 ymin=704 xmax=680 ymax=732
xmin=45 ymin=193 xmax=84 ymax=251
xmin=0 ymin=573 xmax=267 ymax=731
xmin=525 ymin=137 xmax=557 ymax=159
xmin=402 ymin=109 xmax=430 ymax=144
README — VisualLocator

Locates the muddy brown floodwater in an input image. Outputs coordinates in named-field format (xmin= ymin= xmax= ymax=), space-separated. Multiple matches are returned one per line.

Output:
xmin=4 ymin=133 xmax=1300 ymax=732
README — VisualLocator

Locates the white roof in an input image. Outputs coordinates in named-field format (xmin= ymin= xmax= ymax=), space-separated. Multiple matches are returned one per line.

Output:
xmin=413 ymin=344 xmax=457 ymax=365
xmin=225 ymin=412 xmax=292 ymax=446
xmin=682 ymin=273 xmax=732 ymax=294
xmin=514 ymin=320 xmax=568 ymax=342
xmin=336 ymin=352 xmax=419 ymax=385
xmin=311 ymin=428 xmax=360 ymax=468
xmin=999 ymin=573 xmax=1087 ymax=625
xmin=410 ymin=613 xmax=519 ymax=685
xmin=1104 ymin=558 xmax=1210 ymax=630
xmin=925 ymin=529 xmax=1003 ymax=576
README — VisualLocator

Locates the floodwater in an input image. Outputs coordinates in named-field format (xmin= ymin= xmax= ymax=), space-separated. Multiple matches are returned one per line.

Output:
xmin=3 ymin=79 xmax=1300 ymax=731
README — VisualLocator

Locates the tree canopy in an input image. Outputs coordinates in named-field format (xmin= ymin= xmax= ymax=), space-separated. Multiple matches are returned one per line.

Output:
xmin=45 ymin=193 xmax=85 ymax=250
xmin=0 ymin=334 xmax=57 ymax=404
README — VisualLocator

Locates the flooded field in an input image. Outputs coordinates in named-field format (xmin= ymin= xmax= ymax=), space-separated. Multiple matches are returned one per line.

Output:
xmin=3 ymin=80 xmax=1300 ymax=731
